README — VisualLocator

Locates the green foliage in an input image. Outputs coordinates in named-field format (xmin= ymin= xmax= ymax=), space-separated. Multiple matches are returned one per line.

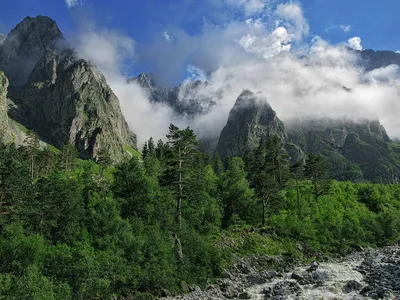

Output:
xmin=1 ymin=125 xmax=400 ymax=299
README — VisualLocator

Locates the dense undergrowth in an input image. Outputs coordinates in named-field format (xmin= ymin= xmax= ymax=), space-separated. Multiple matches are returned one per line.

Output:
xmin=0 ymin=127 xmax=400 ymax=299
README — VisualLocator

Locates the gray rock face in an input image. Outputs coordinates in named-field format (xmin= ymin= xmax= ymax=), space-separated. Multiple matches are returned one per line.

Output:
xmin=0 ymin=71 xmax=9 ymax=138
xmin=1 ymin=16 xmax=137 ymax=162
xmin=0 ymin=16 xmax=65 ymax=90
xmin=216 ymin=90 xmax=287 ymax=160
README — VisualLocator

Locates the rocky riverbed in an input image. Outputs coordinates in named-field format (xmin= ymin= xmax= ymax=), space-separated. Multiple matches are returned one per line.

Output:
xmin=161 ymin=245 xmax=400 ymax=299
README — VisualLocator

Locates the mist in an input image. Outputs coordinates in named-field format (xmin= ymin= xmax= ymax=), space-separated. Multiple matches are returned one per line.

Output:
xmin=74 ymin=1 xmax=400 ymax=146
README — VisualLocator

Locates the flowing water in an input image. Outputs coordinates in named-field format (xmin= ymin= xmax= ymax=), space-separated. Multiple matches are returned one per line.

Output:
xmin=162 ymin=245 xmax=400 ymax=299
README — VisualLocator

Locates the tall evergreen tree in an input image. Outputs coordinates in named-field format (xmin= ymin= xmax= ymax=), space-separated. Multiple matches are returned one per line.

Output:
xmin=304 ymin=153 xmax=329 ymax=203
xmin=247 ymin=136 xmax=290 ymax=224
xmin=220 ymin=157 xmax=257 ymax=228
xmin=59 ymin=143 xmax=77 ymax=171
xmin=24 ymin=131 xmax=40 ymax=179
xmin=290 ymin=161 xmax=304 ymax=217
xmin=164 ymin=124 xmax=199 ymax=228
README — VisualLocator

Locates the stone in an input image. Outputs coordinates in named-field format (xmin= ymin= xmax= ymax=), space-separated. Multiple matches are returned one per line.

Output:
xmin=291 ymin=272 xmax=304 ymax=281
xmin=343 ymin=280 xmax=362 ymax=293
xmin=237 ymin=292 xmax=251 ymax=299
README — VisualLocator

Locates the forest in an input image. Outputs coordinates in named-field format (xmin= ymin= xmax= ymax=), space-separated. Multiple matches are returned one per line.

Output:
xmin=0 ymin=124 xmax=400 ymax=299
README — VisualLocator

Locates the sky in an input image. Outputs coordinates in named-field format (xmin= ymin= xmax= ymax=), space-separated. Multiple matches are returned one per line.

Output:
xmin=1 ymin=0 xmax=400 ymax=79
xmin=1 ymin=0 xmax=400 ymax=144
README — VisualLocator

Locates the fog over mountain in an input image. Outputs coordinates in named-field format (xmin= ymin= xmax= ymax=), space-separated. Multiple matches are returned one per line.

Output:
xmin=71 ymin=2 xmax=400 ymax=146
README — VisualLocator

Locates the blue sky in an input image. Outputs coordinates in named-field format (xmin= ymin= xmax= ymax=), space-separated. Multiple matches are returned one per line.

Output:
xmin=1 ymin=0 xmax=400 ymax=81
xmin=1 ymin=0 xmax=399 ymax=49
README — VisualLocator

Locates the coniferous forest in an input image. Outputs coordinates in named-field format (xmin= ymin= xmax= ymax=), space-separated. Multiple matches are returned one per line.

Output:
xmin=1 ymin=125 xmax=400 ymax=299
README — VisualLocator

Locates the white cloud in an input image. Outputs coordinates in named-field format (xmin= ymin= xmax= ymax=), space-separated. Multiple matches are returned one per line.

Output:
xmin=76 ymin=29 xmax=136 ymax=74
xmin=396 ymin=50 xmax=400 ymax=54
xmin=347 ymin=36 xmax=363 ymax=51
xmin=366 ymin=65 xmax=400 ymax=82
xmin=64 ymin=0 xmax=83 ymax=9
xmin=275 ymin=2 xmax=309 ymax=41
xmin=239 ymin=26 xmax=292 ymax=58
xmin=340 ymin=25 xmax=351 ymax=33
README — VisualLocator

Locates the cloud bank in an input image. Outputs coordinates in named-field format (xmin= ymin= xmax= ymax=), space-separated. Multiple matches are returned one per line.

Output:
xmin=74 ymin=1 xmax=400 ymax=146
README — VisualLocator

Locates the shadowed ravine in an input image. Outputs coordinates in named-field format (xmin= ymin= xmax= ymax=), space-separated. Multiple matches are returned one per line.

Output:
xmin=162 ymin=245 xmax=400 ymax=299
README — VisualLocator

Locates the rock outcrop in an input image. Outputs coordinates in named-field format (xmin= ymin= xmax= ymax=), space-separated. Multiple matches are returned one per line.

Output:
xmin=0 ymin=16 xmax=137 ymax=162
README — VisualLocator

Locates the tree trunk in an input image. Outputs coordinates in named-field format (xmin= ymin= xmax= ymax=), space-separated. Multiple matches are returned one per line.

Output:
xmin=314 ymin=182 xmax=318 ymax=203
xmin=262 ymin=198 xmax=266 ymax=226
xmin=173 ymin=232 xmax=184 ymax=263
xmin=296 ymin=179 xmax=301 ymax=218
xmin=176 ymin=145 xmax=182 ymax=227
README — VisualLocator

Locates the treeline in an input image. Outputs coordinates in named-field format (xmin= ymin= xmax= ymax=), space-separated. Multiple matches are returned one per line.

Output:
xmin=0 ymin=126 xmax=400 ymax=299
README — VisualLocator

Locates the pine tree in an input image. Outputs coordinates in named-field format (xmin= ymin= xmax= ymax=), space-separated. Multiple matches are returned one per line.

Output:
xmin=96 ymin=148 xmax=112 ymax=176
xmin=247 ymin=136 xmax=290 ymax=224
xmin=59 ymin=143 xmax=77 ymax=171
xmin=164 ymin=124 xmax=199 ymax=227
xmin=210 ymin=152 xmax=224 ymax=175
xmin=290 ymin=161 xmax=304 ymax=217
xmin=24 ymin=131 xmax=40 ymax=179
xmin=142 ymin=141 xmax=149 ymax=159
xmin=220 ymin=157 xmax=257 ymax=228
xmin=148 ymin=137 xmax=155 ymax=157
xmin=304 ymin=153 xmax=329 ymax=203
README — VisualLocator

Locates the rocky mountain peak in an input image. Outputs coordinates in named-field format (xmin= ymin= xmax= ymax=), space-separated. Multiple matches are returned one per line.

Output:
xmin=0 ymin=15 xmax=66 ymax=90
xmin=216 ymin=89 xmax=287 ymax=159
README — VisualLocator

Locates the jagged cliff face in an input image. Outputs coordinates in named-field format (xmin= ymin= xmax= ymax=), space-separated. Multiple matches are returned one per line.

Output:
xmin=216 ymin=90 xmax=288 ymax=160
xmin=0 ymin=16 xmax=137 ymax=162
xmin=0 ymin=71 xmax=8 ymax=138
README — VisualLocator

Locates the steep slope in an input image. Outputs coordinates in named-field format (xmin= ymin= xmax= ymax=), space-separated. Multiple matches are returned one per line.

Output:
xmin=0 ymin=16 xmax=137 ymax=162
xmin=216 ymin=90 xmax=291 ymax=160
xmin=0 ymin=71 xmax=29 ymax=144
xmin=287 ymin=118 xmax=400 ymax=183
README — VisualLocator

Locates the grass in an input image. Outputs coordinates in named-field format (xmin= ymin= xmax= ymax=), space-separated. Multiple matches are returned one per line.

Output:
xmin=124 ymin=145 xmax=142 ymax=160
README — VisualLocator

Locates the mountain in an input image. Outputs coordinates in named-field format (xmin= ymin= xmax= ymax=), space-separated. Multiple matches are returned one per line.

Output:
xmin=216 ymin=90 xmax=288 ymax=159
xmin=215 ymin=88 xmax=400 ymax=183
xmin=359 ymin=49 xmax=400 ymax=71
xmin=286 ymin=118 xmax=400 ymax=183
xmin=129 ymin=73 xmax=217 ymax=116
xmin=0 ymin=16 xmax=137 ymax=162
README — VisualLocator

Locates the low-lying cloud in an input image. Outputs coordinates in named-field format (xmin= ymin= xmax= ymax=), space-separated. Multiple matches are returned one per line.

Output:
xmin=74 ymin=1 xmax=400 ymax=146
